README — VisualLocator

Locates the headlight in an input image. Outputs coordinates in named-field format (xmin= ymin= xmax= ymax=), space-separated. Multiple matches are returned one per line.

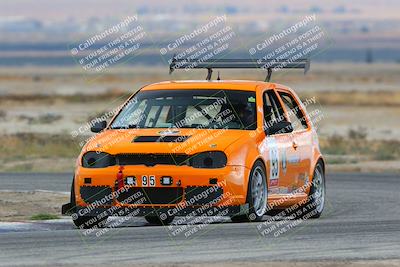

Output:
xmin=82 ymin=152 xmax=116 ymax=168
xmin=189 ymin=151 xmax=227 ymax=169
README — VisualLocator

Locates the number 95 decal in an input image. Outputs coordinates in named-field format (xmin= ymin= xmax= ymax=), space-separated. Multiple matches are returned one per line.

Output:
xmin=141 ymin=175 xmax=156 ymax=187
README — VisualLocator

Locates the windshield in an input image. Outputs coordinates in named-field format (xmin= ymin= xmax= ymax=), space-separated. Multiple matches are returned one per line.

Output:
xmin=111 ymin=89 xmax=257 ymax=130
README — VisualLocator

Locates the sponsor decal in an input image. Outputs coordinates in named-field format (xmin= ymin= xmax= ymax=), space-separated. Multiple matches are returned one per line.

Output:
xmin=248 ymin=96 xmax=256 ymax=103
xmin=270 ymin=179 xmax=278 ymax=187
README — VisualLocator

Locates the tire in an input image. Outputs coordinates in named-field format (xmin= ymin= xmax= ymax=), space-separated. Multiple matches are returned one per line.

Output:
xmin=306 ymin=162 xmax=326 ymax=218
xmin=231 ymin=161 xmax=267 ymax=223
xmin=70 ymin=178 xmax=76 ymax=210
xmin=145 ymin=214 xmax=174 ymax=225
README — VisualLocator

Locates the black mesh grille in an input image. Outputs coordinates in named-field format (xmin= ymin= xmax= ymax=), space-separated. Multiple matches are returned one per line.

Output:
xmin=133 ymin=136 xmax=190 ymax=143
xmin=116 ymin=153 xmax=189 ymax=166
xmin=80 ymin=186 xmax=113 ymax=205
xmin=117 ymin=187 xmax=183 ymax=204
xmin=185 ymin=186 xmax=223 ymax=205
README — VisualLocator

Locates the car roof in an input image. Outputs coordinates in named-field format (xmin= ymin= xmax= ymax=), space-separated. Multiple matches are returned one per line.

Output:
xmin=141 ymin=80 xmax=291 ymax=92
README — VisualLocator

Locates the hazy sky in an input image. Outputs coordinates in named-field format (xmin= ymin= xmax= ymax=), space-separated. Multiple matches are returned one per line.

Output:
xmin=1 ymin=0 xmax=399 ymax=21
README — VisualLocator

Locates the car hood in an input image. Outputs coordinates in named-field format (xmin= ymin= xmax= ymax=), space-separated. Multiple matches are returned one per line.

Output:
xmin=84 ymin=128 xmax=248 ymax=155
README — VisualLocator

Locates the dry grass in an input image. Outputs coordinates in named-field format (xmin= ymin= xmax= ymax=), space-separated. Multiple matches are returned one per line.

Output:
xmin=0 ymin=133 xmax=80 ymax=162
xmin=0 ymin=133 xmax=82 ymax=172
xmin=300 ymin=91 xmax=400 ymax=107
xmin=320 ymin=129 xmax=400 ymax=161
xmin=0 ymin=88 xmax=129 ymax=104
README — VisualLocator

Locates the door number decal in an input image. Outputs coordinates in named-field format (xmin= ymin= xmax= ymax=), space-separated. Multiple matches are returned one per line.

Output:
xmin=267 ymin=138 xmax=279 ymax=183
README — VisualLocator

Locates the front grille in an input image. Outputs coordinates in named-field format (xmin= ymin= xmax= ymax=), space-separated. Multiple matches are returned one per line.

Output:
xmin=116 ymin=153 xmax=189 ymax=166
xmin=133 ymin=136 xmax=190 ymax=143
xmin=117 ymin=187 xmax=183 ymax=205
xmin=80 ymin=186 xmax=113 ymax=205
xmin=185 ymin=186 xmax=223 ymax=205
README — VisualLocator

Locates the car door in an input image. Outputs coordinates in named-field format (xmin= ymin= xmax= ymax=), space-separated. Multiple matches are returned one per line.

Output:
xmin=261 ymin=89 xmax=296 ymax=195
xmin=277 ymin=89 xmax=312 ymax=191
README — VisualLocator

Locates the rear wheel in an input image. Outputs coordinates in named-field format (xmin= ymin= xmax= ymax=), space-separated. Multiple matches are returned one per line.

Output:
xmin=307 ymin=162 xmax=325 ymax=218
xmin=231 ymin=161 xmax=267 ymax=223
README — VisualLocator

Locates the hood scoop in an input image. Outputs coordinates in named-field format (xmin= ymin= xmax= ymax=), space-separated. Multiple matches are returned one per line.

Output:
xmin=133 ymin=135 xmax=190 ymax=143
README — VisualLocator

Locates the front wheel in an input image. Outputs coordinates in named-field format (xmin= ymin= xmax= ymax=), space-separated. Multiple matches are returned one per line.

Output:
xmin=231 ymin=161 xmax=267 ymax=223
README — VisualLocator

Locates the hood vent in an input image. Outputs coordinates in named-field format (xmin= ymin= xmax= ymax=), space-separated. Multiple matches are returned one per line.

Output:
xmin=133 ymin=135 xmax=190 ymax=143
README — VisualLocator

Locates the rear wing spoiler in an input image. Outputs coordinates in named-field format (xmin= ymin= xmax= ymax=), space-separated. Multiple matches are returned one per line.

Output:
xmin=169 ymin=57 xmax=310 ymax=82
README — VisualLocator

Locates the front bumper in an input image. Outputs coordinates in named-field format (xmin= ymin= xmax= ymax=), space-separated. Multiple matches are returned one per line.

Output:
xmin=73 ymin=165 xmax=249 ymax=207
xmin=64 ymin=165 xmax=250 ymax=217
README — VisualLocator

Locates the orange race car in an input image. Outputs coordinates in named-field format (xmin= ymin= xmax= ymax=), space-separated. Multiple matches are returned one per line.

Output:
xmin=62 ymin=58 xmax=326 ymax=229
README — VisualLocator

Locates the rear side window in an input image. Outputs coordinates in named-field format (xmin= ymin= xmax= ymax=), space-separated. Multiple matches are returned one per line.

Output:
xmin=278 ymin=92 xmax=308 ymax=131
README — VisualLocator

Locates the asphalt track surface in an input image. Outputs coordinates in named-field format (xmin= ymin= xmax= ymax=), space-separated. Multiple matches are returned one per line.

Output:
xmin=0 ymin=172 xmax=399 ymax=266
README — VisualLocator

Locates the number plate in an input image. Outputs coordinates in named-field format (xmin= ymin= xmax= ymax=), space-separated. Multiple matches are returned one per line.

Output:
xmin=141 ymin=175 xmax=156 ymax=187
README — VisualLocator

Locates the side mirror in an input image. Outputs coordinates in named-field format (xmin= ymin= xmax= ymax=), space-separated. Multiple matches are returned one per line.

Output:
xmin=91 ymin=121 xmax=107 ymax=133
xmin=265 ymin=121 xmax=293 ymax=135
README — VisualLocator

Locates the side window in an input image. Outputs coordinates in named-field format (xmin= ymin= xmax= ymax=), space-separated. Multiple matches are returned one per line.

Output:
xmin=278 ymin=92 xmax=308 ymax=131
xmin=263 ymin=90 xmax=286 ymax=126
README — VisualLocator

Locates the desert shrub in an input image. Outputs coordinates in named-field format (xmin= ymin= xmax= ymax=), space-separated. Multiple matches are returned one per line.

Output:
xmin=321 ymin=133 xmax=400 ymax=161
xmin=321 ymin=134 xmax=347 ymax=154
xmin=348 ymin=127 xmax=367 ymax=140
xmin=18 ymin=113 xmax=63 ymax=124
xmin=372 ymin=140 xmax=400 ymax=160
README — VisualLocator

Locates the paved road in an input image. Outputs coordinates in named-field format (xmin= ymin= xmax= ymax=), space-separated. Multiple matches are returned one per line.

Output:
xmin=0 ymin=172 xmax=71 ymax=192
xmin=0 ymin=172 xmax=399 ymax=266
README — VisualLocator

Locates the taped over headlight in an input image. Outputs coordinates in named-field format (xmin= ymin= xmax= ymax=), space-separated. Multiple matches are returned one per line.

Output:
xmin=189 ymin=151 xmax=227 ymax=169
xmin=82 ymin=152 xmax=116 ymax=168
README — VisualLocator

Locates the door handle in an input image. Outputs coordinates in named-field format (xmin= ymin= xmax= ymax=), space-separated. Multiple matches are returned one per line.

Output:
xmin=292 ymin=141 xmax=298 ymax=150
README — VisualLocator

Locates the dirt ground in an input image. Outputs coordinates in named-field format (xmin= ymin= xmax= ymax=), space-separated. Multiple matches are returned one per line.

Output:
xmin=0 ymin=191 xmax=68 ymax=221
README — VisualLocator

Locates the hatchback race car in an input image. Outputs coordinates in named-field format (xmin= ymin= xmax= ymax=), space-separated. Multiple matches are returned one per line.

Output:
xmin=62 ymin=58 xmax=326 ymax=229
